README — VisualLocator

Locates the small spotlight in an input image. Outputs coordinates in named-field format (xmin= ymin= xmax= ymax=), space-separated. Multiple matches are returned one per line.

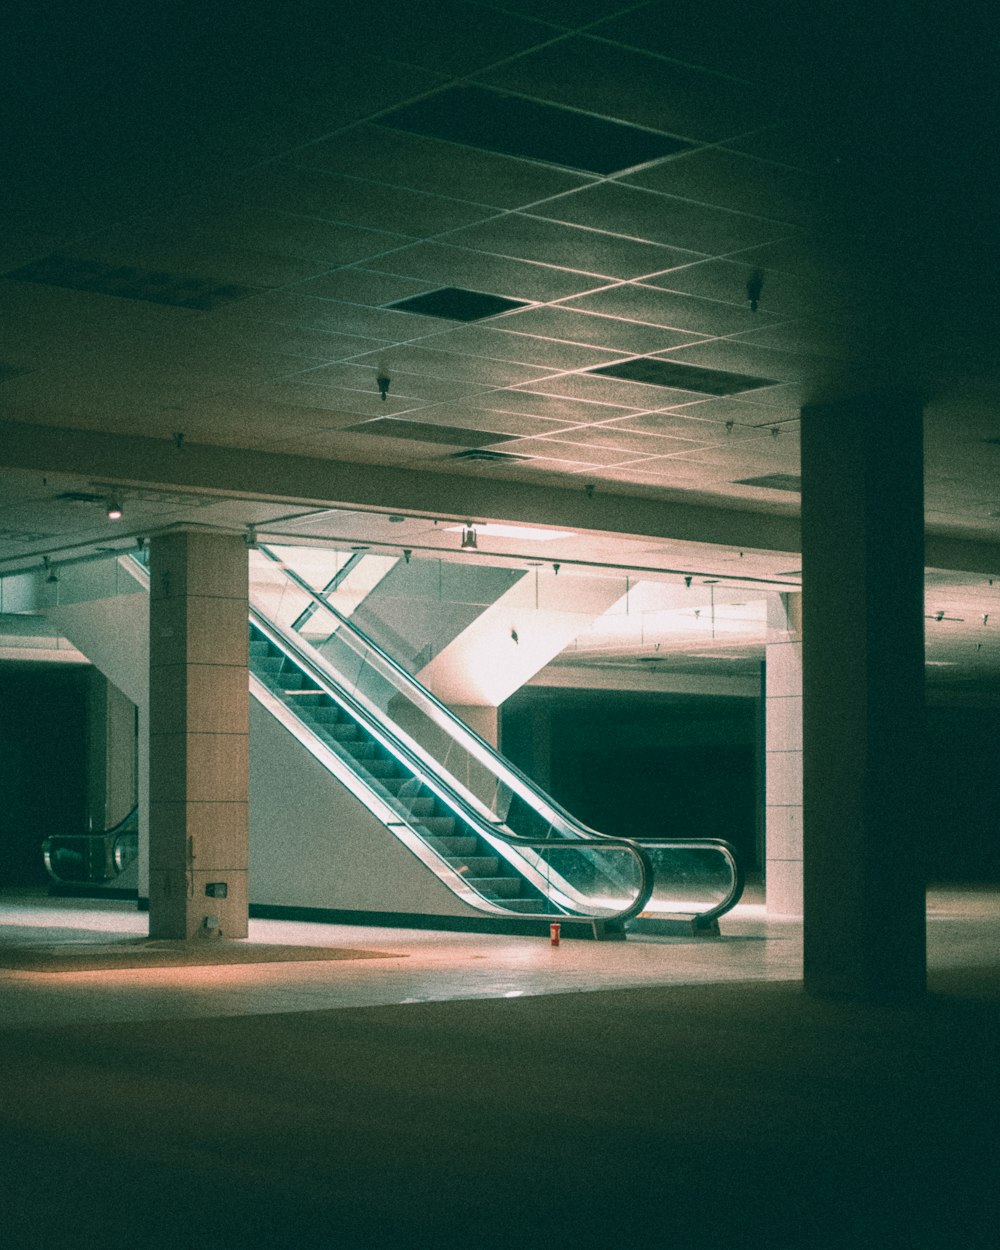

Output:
xmin=43 ymin=556 xmax=59 ymax=584
xmin=245 ymin=526 xmax=258 ymax=550
xmin=106 ymin=500 xmax=123 ymax=520
xmin=460 ymin=524 xmax=478 ymax=550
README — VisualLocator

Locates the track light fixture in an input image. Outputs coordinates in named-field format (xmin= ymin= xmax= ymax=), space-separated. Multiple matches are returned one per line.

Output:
xmin=43 ymin=556 xmax=58 ymax=584
xmin=460 ymin=524 xmax=477 ymax=550
xmin=106 ymin=500 xmax=123 ymax=520
xmin=245 ymin=526 xmax=259 ymax=550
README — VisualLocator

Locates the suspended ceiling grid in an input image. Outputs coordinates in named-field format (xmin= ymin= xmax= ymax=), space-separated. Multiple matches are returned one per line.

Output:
xmin=0 ymin=2 xmax=999 ymax=691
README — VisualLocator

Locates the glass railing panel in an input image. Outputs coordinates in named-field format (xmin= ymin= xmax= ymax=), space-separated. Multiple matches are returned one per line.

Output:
xmin=635 ymin=842 xmax=742 ymax=920
xmin=249 ymin=546 xmax=743 ymax=922
xmin=516 ymin=843 xmax=647 ymax=919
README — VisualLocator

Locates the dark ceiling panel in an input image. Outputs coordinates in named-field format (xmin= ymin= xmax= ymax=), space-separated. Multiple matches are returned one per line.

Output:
xmin=388 ymin=287 xmax=530 ymax=321
xmin=733 ymin=473 xmax=802 ymax=492
xmin=5 ymin=253 xmax=255 ymax=310
xmin=379 ymin=85 xmax=691 ymax=175
xmin=342 ymin=418 xmax=516 ymax=447
xmin=588 ymin=358 xmax=780 ymax=395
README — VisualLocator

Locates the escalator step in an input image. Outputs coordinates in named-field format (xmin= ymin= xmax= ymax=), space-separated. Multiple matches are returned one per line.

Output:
xmin=414 ymin=817 xmax=457 ymax=836
xmin=399 ymin=796 xmax=435 ymax=817
xmin=473 ymin=877 xmax=523 ymax=900
xmin=365 ymin=759 xmax=406 ymax=779
xmin=446 ymin=856 xmax=501 ymax=877
xmin=422 ymin=836 xmax=479 ymax=857
xmin=497 ymin=898 xmax=548 ymax=914
xmin=309 ymin=708 xmax=344 ymax=724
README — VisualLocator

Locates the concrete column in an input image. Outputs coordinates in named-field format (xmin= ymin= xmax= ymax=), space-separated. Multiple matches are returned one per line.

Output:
xmin=800 ymin=395 xmax=925 ymax=997
xmin=148 ymin=531 xmax=249 ymax=939
xmin=765 ymin=594 xmax=803 ymax=915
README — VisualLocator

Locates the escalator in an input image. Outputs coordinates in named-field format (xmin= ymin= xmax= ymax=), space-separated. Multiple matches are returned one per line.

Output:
xmin=42 ymin=806 xmax=139 ymax=887
xmin=247 ymin=547 xmax=744 ymax=936
xmin=39 ymin=547 xmax=744 ymax=936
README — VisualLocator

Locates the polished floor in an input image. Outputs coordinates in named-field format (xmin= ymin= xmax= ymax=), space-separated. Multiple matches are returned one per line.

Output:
xmin=0 ymin=883 xmax=997 ymax=1029
xmin=0 ymin=885 xmax=997 ymax=1249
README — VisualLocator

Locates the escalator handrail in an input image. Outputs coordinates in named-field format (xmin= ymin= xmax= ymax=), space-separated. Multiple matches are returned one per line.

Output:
xmin=257 ymin=547 xmax=740 ymax=863
xmin=41 ymin=806 xmax=139 ymax=884
xmin=249 ymin=609 xmax=657 ymax=926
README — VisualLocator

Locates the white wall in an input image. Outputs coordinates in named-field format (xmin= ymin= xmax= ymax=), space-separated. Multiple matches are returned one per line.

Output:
xmin=248 ymin=699 xmax=486 ymax=917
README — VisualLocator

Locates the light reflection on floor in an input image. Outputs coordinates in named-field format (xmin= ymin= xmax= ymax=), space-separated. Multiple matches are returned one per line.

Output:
xmin=0 ymin=884 xmax=996 ymax=1030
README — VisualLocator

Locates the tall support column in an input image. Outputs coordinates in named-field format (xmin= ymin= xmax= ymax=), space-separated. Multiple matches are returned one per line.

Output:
xmin=148 ymin=532 xmax=249 ymax=939
xmin=765 ymin=594 xmax=803 ymax=916
xmin=800 ymin=395 xmax=925 ymax=997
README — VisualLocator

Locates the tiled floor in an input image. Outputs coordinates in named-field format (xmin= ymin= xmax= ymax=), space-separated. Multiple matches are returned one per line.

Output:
xmin=0 ymin=884 xmax=996 ymax=1030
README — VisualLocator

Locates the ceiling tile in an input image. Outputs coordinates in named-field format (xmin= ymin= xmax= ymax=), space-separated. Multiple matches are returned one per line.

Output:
xmin=622 ymin=147 xmax=827 ymax=227
xmin=464 ymin=388 xmax=632 ymax=424
xmin=390 ymin=404 xmax=576 ymax=438
xmin=542 ymin=424 xmax=705 ymax=456
xmin=559 ymin=283 xmax=781 ymax=337
xmin=442 ymin=214 xmax=700 ymax=279
xmin=299 ymin=124 xmax=595 ymax=208
xmin=346 ymin=345 xmax=553 ymax=388
xmin=210 ymin=292 xmax=452 ymax=341
xmin=510 ymin=371 xmax=675 ymax=410
xmin=643 ymin=258 xmax=822 ymax=318
xmin=475 ymin=36 xmax=777 ymax=142
xmin=420 ymin=324 xmax=622 ymax=371
xmin=533 ymin=182 xmax=795 ymax=254
xmin=610 ymin=411 xmax=787 ymax=443
xmin=495 ymin=305 xmax=706 ymax=353
xmin=388 ymin=287 xmax=531 ymax=321
xmin=287 ymin=269 xmax=434 ymax=306
xmin=502 ymin=437 xmax=641 ymax=467
xmin=378 ymin=85 xmax=692 ymax=175
xmin=228 ymin=166 xmax=495 ymax=236
xmin=365 ymin=242 xmax=601 ymax=302
xmin=588 ymin=357 xmax=781 ymax=397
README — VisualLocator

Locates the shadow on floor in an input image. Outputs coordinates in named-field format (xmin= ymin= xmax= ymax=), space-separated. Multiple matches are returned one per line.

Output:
xmin=0 ymin=969 xmax=996 ymax=1249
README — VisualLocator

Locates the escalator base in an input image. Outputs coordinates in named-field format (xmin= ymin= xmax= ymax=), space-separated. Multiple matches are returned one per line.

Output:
xmin=249 ymin=903 xmax=617 ymax=940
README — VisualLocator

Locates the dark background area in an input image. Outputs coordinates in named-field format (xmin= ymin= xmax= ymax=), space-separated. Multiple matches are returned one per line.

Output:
xmin=502 ymin=689 xmax=760 ymax=870
xmin=504 ymin=688 xmax=1000 ymax=882
xmin=1 ymin=664 xmax=997 ymax=887
xmin=923 ymin=706 xmax=1000 ymax=880
xmin=0 ymin=663 xmax=89 ymax=885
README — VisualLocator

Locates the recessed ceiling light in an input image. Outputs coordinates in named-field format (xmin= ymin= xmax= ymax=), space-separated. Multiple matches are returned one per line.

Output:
xmin=443 ymin=523 xmax=576 ymax=542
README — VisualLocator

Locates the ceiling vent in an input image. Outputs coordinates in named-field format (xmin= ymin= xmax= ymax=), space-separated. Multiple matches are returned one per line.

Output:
xmin=379 ymin=85 xmax=691 ymax=176
xmin=447 ymin=448 xmax=531 ymax=463
xmin=342 ymin=418 xmax=516 ymax=447
xmin=5 ymin=254 xmax=254 ymax=311
xmin=388 ymin=287 xmax=529 ymax=322
xmin=587 ymin=358 xmax=779 ymax=395
xmin=733 ymin=474 xmax=802 ymax=492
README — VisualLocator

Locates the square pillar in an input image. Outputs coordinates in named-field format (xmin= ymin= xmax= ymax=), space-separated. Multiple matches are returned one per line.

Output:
xmin=148 ymin=531 xmax=249 ymax=939
xmin=800 ymin=395 xmax=926 ymax=997
xmin=765 ymin=594 xmax=803 ymax=915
